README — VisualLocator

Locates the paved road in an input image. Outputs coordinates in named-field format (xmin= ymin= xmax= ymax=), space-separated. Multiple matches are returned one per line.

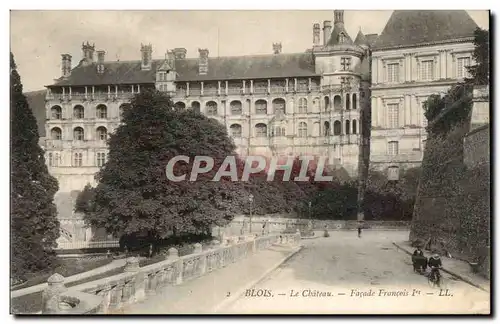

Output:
xmin=220 ymin=230 xmax=490 ymax=314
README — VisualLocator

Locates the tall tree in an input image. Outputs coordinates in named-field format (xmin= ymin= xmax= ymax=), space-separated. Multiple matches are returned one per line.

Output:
xmin=10 ymin=52 xmax=60 ymax=279
xmin=83 ymin=90 xmax=248 ymax=239
xmin=467 ymin=27 xmax=490 ymax=86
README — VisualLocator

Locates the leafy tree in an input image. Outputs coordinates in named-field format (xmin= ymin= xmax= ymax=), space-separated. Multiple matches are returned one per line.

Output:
xmin=466 ymin=28 xmax=490 ymax=86
xmin=74 ymin=183 xmax=95 ymax=215
xmin=10 ymin=52 xmax=60 ymax=279
xmin=83 ymin=90 xmax=247 ymax=241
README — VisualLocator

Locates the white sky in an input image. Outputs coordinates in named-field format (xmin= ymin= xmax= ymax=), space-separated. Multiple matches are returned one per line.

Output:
xmin=10 ymin=10 xmax=489 ymax=92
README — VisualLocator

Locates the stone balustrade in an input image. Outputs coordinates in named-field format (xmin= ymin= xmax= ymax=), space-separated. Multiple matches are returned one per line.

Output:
xmin=41 ymin=233 xmax=300 ymax=314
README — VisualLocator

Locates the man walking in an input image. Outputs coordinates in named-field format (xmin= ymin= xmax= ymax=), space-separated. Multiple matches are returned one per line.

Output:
xmin=357 ymin=226 xmax=362 ymax=238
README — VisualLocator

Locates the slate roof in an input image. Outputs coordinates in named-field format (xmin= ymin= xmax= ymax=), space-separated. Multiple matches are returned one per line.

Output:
xmin=49 ymin=53 xmax=318 ymax=87
xmin=354 ymin=30 xmax=368 ymax=46
xmin=365 ymin=34 xmax=379 ymax=47
xmin=373 ymin=10 xmax=478 ymax=50
xmin=326 ymin=24 xmax=354 ymax=46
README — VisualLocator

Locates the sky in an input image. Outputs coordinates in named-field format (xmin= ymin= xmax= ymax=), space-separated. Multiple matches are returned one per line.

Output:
xmin=10 ymin=10 xmax=490 ymax=92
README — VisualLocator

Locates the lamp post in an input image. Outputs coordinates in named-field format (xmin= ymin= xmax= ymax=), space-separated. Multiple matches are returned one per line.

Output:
xmin=249 ymin=193 xmax=254 ymax=234
xmin=308 ymin=201 xmax=312 ymax=220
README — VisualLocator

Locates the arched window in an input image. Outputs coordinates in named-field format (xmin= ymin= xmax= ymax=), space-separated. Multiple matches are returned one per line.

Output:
xmin=73 ymin=127 xmax=84 ymax=141
xmin=255 ymin=123 xmax=267 ymax=137
xmin=230 ymin=101 xmax=242 ymax=115
xmin=73 ymin=105 xmax=84 ymax=119
xmin=96 ymin=126 xmax=107 ymax=141
xmin=324 ymin=121 xmax=330 ymax=136
xmin=352 ymin=119 xmax=357 ymax=134
xmin=272 ymin=98 xmax=286 ymax=114
xmin=51 ymin=106 xmax=62 ymax=119
xmin=333 ymin=120 xmax=342 ymax=135
xmin=346 ymin=93 xmax=351 ymax=110
xmin=313 ymin=97 xmax=320 ymax=112
xmin=333 ymin=95 xmax=342 ymax=110
xmin=324 ymin=97 xmax=330 ymax=111
xmin=298 ymin=98 xmax=307 ymax=113
xmin=255 ymin=100 xmax=267 ymax=114
xmin=73 ymin=152 xmax=83 ymax=167
xmin=96 ymin=104 xmax=107 ymax=119
xmin=191 ymin=101 xmax=201 ymax=114
xmin=345 ymin=120 xmax=350 ymax=135
xmin=230 ymin=124 xmax=242 ymax=138
xmin=298 ymin=122 xmax=307 ymax=137
xmin=174 ymin=102 xmax=186 ymax=111
xmin=206 ymin=101 xmax=217 ymax=115
xmin=352 ymin=94 xmax=357 ymax=110
xmin=50 ymin=127 xmax=62 ymax=140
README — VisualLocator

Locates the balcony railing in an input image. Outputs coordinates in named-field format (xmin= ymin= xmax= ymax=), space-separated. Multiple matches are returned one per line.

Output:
xmin=48 ymin=93 xmax=135 ymax=102
xmin=228 ymin=88 xmax=243 ymax=95
xmin=254 ymin=87 xmax=268 ymax=94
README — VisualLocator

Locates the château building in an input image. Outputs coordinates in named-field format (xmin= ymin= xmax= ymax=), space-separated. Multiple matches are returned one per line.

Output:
xmin=369 ymin=10 xmax=478 ymax=175
xmin=44 ymin=10 xmax=480 ymax=230
xmin=45 ymin=10 xmax=372 ymax=207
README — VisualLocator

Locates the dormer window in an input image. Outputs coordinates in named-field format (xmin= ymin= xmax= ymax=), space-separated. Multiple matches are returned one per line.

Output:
xmin=158 ymin=71 xmax=166 ymax=82
xmin=339 ymin=33 xmax=346 ymax=43
xmin=340 ymin=57 xmax=351 ymax=71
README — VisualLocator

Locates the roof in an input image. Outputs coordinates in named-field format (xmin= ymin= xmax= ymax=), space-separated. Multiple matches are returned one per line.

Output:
xmin=354 ymin=30 xmax=368 ymax=46
xmin=49 ymin=53 xmax=318 ymax=87
xmin=24 ymin=90 xmax=47 ymax=137
xmin=326 ymin=24 xmax=354 ymax=46
xmin=365 ymin=34 xmax=379 ymax=47
xmin=373 ymin=10 xmax=478 ymax=50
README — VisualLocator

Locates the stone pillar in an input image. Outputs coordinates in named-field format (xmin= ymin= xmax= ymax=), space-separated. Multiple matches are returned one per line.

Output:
xmin=404 ymin=95 xmax=411 ymax=126
xmin=42 ymin=273 xmax=67 ymax=314
xmin=194 ymin=243 xmax=203 ymax=254
xmin=377 ymin=97 xmax=383 ymax=128
xmin=371 ymin=96 xmax=377 ymax=127
xmin=108 ymin=282 xmax=123 ymax=310
xmin=372 ymin=57 xmax=378 ymax=83
xmin=97 ymin=284 xmax=112 ymax=313
xmin=167 ymin=248 xmax=183 ymax=285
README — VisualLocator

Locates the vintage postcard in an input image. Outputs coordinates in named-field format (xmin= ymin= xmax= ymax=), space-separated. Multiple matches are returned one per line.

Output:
xmin=9 ymin=9 xmax=490 ymax=315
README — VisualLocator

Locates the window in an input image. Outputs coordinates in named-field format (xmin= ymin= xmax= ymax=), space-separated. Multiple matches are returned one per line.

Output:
xmin=387 ymin=63 xmax=400 ymax=83
xmin=73 ymin=127 xmax=84 ymax=141
xmin=324 ymin=97 xmax=330 ymax=111
xmin=230 ymin=124 xmax=242 ymax=138
xmin=97 ymin=152 xmax=106 ymax=167
xmin=54 ymin=153 xmax=60 ymax=167
xmin=255 ymin=100 xmax=267 ymax=114
xmin=230 ymin=101 xmax=242 ymax=115
xmin=50 ymin=127 xmax=62 ymax=140
xmin=388 ymin=141 xmax=399 ymax=156
xmin=96 ymin=126 xmax=107 ymax=141
xmin=340 ymin=57 xmax=351 ymax=71
xmin=51 ymin=106 xmax=62 ymax=119
xmin=387 ymin=103 xmax=399 ymax=128
xmin=333 ymin=95 xmax=342 ymax=110
xmin=420 ymin=60 xmax=434 ymax=81
xmin=191 ymin=101 xmax=201 ymax=114
xmin=457 ymin=57 xmax=471 ymax=79
xmin=255 ymin=123 xmax=267 ymax=137
xmin=339 ymin=33 xmax=346 ymax=43
xmin=352 ymin=94 xmax=357 ymax=110
xmin=352 ymin=119 xmax=357 ymax=134
xmin=346 ymin=93 xmax=351 ymax=110
xmin=298 ymin=98 xmax=307 ymax=113
xmin=324 ymin=121 xmax=330 ymax=136
xmin=73 ymin=152 xmax=83 ymax=167
xmin=158 ymin=72 xmax=166 ymax=81
xmin=206 ymin=101 xmax=217 ymax=115
xmin=174 ymin=102 xmax=186 ymax=111
xmin=272 ymin=98 xmax=286 ymax=114
xmin=298 ymin=122 xmax=307 ymax=137
xmin=96 ymin=105 xmax=107 ymax=119
xmin=345 ymin=120 xmax=350 ymax=135
xmin=73 ymin=105 xmax=84 ymax=119
xmin=333 ymin=121 xmax=341 ymax=135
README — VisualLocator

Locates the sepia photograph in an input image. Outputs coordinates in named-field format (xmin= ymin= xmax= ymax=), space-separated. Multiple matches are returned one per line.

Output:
xmin=9 ymin=7 xmax=491 ymax=316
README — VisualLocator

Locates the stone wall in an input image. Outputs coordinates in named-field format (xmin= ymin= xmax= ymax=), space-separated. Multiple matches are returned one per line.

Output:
xmin=410 ymin=87 xmax=490 ymax=279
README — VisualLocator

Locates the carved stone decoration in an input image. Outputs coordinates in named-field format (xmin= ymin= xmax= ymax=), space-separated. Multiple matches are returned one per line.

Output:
xmin=42 ymin=273 xmax=68 ymax=314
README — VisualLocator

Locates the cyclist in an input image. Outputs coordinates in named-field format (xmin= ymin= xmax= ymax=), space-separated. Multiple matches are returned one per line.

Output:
xmin=427 ymin=251 xmax=443 ymax=284
xmin=412 ymin=247 xmax=426 ymax=273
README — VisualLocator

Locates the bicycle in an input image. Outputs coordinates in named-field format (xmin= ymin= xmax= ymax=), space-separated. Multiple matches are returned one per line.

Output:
xmin=428 ymin=267 xmax=441 ymax=288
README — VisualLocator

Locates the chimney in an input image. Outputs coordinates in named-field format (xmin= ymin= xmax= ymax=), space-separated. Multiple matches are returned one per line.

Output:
xmin=334 ymin=10 xmax=345 ymax=27
xmin=323 ymin=21 xmax=332 ymax=45
xmin=141 ymin=43 xmax=153 ymax=70
xmin=272 ymin=42 xmax=282 ymax=54
xmin=61 ymin=54 xmax=72 ymax=78
xmin=172 ymin=48 xmax=187 ymax=60
xmin=198 ymin=48 xmax=209 ymax=75
xmin=96 ymin=50 xmax=105 ymax=74
xmin=81 ymin=41 xmax=95 ymax=66
xmin=313 ymin=23 xmax=321 ymax=45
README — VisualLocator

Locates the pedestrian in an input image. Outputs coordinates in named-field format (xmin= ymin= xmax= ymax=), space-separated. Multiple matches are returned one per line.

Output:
xmin=357 ymin=226 xmax=362 ymax=238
